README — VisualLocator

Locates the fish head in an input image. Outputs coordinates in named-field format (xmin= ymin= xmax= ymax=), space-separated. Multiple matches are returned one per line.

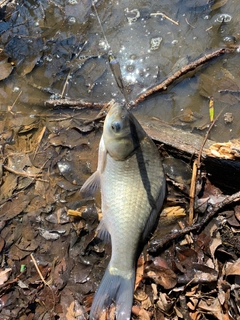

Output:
xmin=103 ymin=103 xmax=146 ymax=160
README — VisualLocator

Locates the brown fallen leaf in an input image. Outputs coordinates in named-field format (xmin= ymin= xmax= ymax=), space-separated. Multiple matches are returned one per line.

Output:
xmin=132 ymin=305 xmax=151 ymax=320
xmin=0 ymin=268 xmax=12 ymax=285
xmin=0 ymin=192 xmax=32 ymax=220
xmin=225 ymin=258 xmax=240 ymax=277
xmin=0 ymin=51 xmax=14 ymax=81
xmin=66 ymin=301 xmax=76 ymax=320
xmin=145 ymin=265 xmax=177 ymax=289
xmin=234 ymin=205 xmax=240 ymax=222
xmin=198 ymin=297 xmax=230 ymax=320
xmin=135 ymin=253 xmax=145 ymax=289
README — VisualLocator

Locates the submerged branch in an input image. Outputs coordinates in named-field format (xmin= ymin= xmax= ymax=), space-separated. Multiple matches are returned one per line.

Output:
xmin=134 ymin=48 xmax=229 ymax=105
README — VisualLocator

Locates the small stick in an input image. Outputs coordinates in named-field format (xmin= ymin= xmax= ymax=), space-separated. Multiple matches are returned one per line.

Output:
xmin=185 ymin=17 xmax=195 ymax=28
xmin=8 ymin=90 xmax=22 ymax=113
xmin=196 ymin=107 xmax=225 ymax=171
xmin=60 ymin=69 xmax=71 ymax=98
xmin=188 ymin=158 xmax=198 ymax=226
xmin=30 ymin=253 xmax=51 ymax=287
xmin=150 ymin=12 xmax=179 ymax=25
xmin=44 ymin=98 xmax=105 ymax=109
xmin=188 ymin=108 xmax=225 ymax=225
xmin=3 ymin=165 xmax=42 ymax=178
xmin=219 ymin=89 xmax=240 ymax=94
xmin=33 ymin=125 xmax=47 ymax=159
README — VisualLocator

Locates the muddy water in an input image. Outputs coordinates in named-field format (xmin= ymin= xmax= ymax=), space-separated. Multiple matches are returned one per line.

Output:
xmin=0 ymin=0 xmax=240 ymax=142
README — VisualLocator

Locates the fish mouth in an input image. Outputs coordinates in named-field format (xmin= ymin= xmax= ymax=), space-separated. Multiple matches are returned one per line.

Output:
xmin=108 ymin=102 xmax=126 ymax=115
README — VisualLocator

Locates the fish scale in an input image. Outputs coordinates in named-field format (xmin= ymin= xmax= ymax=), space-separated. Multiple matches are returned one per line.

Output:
xmin=80 ymin=102 xmax=165 ymax=320
xmin=102 ymin=139 xmax=162 ymax=274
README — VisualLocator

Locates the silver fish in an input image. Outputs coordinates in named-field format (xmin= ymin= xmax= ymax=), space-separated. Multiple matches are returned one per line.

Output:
xmin=80 ymin=102 xmax=166 ymax=320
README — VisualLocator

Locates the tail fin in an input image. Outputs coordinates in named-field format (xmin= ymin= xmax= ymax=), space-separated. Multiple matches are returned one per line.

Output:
xmin=90 ymin=264 xmax=135 ymax=320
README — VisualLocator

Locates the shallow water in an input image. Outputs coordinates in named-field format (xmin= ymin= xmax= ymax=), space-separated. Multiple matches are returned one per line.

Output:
xmin=0 ymin=0 xmax=240 ymax=142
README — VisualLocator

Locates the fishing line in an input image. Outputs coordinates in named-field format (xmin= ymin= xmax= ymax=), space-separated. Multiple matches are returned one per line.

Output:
xmin=92 ymin=1 xmax=110 ymax=51
xmin=91 ymin=1 xmax=129 ymax=105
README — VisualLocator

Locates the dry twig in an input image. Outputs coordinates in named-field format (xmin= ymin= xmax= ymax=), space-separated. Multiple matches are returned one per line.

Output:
xmin=188 ymin=108 xmax=225 ymax=225
xmin=3 ymin=165 xmax=43 ymax=178
xmin=150 ymin=12 xmax=179 ymax=25
xmin=30 ymin=253 xmax=51 ymax=287
xmin=45 ymin=98 xmax=105 ymax=109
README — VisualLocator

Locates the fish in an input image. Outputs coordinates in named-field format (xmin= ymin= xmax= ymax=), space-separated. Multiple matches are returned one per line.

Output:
xmin=80 ymin=102 xmax=166 ymax=320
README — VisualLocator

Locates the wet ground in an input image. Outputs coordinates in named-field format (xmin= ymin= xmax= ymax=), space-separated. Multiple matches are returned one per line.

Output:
xmin=0 ymin=0 xmax=240 ymax=319
xmin=0 ymin=0 xmax=240 ymax=140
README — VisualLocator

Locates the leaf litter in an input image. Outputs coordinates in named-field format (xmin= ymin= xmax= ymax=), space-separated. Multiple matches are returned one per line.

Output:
xmin=0 ymin=106 xmax=239 ymax=320
xmin=0 ymin=0 xmax=240 ymax=320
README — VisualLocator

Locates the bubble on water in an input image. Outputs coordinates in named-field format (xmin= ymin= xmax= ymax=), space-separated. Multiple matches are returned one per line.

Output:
xmin=46 ymin=55 xmax=53 ymax=62
xmin=68 ymin=16 xmax=76 ymax=25
xmin=98 ymin=40 xmax=108 ymax=51
xmin=129 ymin=54 xmax=137 ymax=60
xmin=214 ymin=13 xmax=232 ymax=23
xmin=126 ymin=64 xmax=135 ymax=73
xmin=222 ymin=36 xmax=236 ymax=44
xmin=68 ymin=0 xmax=78 ymax=4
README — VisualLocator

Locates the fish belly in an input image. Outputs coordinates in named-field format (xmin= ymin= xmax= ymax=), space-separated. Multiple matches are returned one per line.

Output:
xmin=101 ymin=137 xmax=165 ymax=274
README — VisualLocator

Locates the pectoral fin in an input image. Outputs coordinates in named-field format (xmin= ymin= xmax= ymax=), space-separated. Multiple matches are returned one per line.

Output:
xmin=80 ymin=171 xmax=100 ymax=196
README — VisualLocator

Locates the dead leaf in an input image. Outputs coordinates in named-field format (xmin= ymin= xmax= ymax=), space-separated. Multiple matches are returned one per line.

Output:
xmin=146 ymin=265 xmax=177 ymax=289
xmin=0 ymin=268 xmax=11 ymax=285
xmin=0 ymin=192 xmax=32 ymax=220
xmin=234 ymin=205 xmax=240 ymax=222
xmin=211 ymin=0 xmax=228 ymax=11
xmin=0 ymin=51 xmax=14 ymax=81
xmin=20 ymin=56 xmax=39 ymax=76
xmin=135 ymin=253 xmax=145 ymax=288
xmin=198 ymin=297 xmax=229 ymax=320
xmin=132 ymin=305 xmax=151 ymax=320
xmin=66 ymin=301 xmax=76 ymax=320
xmin=225 ymin=259 xmax=240 ymax=277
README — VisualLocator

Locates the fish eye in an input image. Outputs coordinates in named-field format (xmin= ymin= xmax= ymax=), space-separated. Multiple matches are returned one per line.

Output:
xmin=111 ymin=121 xmax=122 ymax=133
